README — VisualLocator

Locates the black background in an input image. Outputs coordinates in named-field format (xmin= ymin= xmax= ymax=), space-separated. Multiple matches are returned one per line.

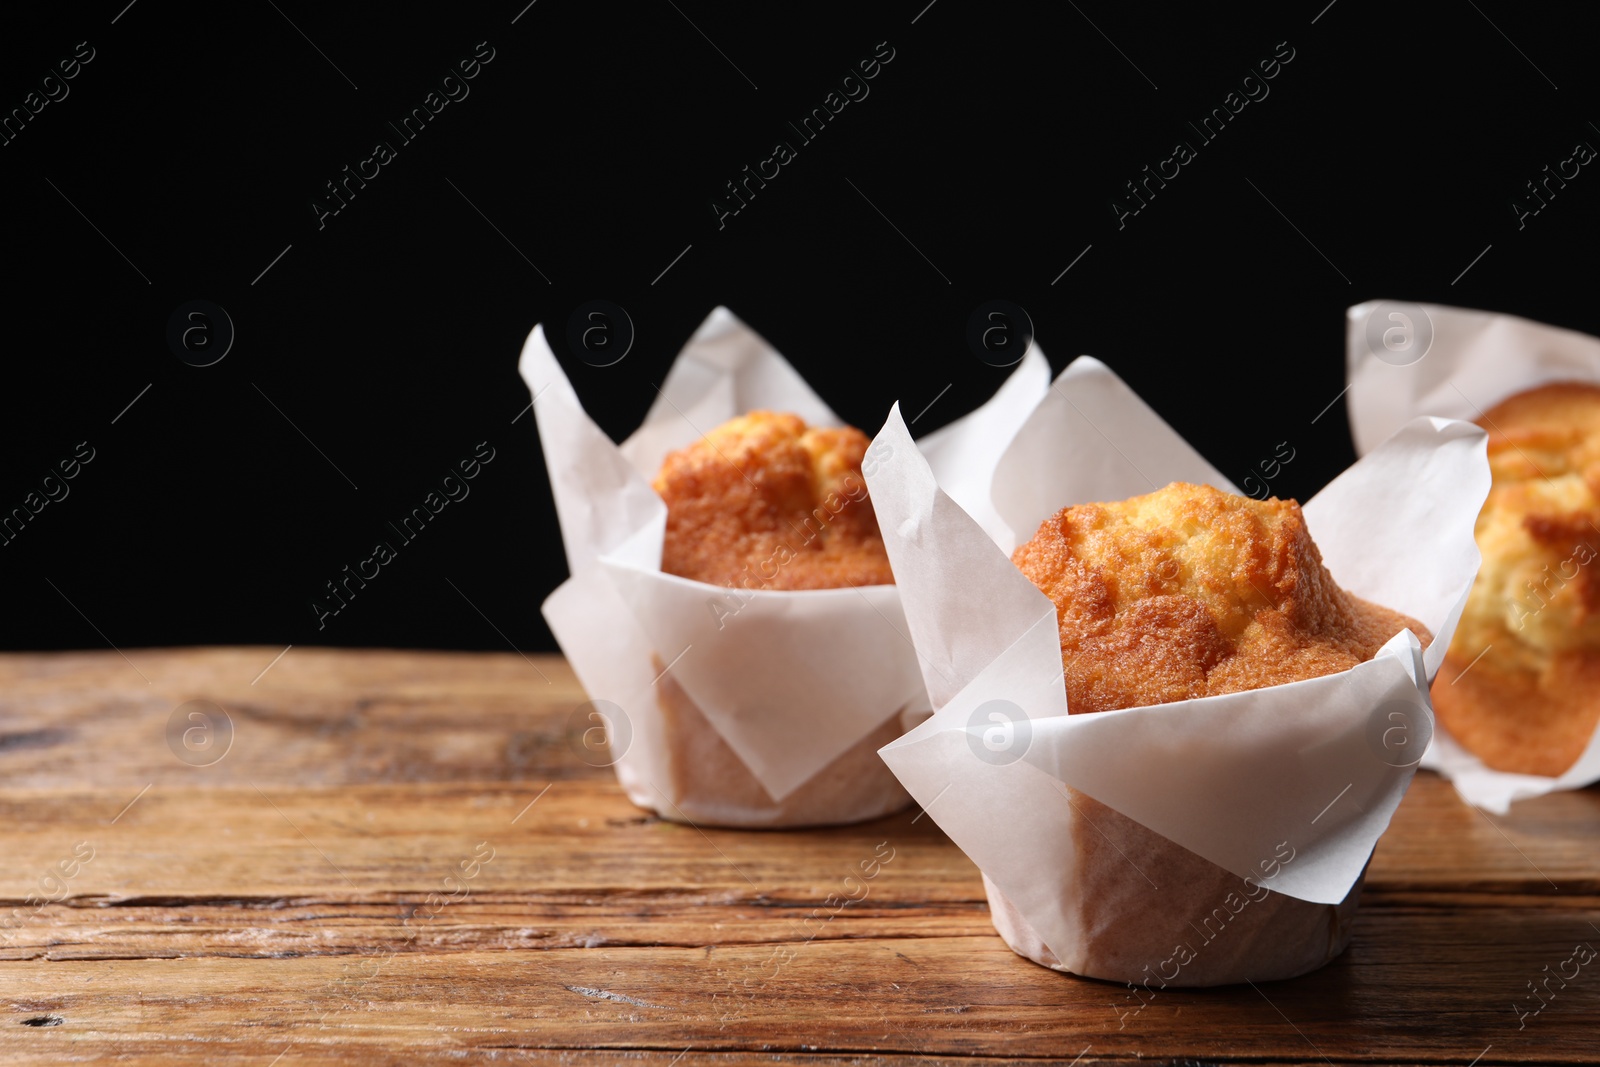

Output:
xmin=1 ymin=0 xmax=1595 ymax=654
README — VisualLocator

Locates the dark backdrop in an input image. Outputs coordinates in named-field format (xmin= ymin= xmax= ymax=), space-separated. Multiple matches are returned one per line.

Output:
xmin=1 ymin=0 xmax=1595 ymax=653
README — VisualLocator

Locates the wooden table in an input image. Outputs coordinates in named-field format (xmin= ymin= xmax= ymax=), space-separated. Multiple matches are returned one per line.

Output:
xmin=2 ymin=648 xmax=1596 ymax=1065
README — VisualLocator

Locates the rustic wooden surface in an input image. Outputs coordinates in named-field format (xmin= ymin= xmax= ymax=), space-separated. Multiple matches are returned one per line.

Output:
xmin=1 ymin=648 xmax=1597 ymax=1065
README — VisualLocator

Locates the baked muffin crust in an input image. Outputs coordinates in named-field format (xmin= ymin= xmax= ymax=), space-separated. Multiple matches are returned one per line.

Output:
xmin=1012 ymin=482 xmax=1429 ymax=714
xmin=1434 ymin=381 xmax=1600 ymax=776
xmin=653 ymin=411 xmax=894 ymax=590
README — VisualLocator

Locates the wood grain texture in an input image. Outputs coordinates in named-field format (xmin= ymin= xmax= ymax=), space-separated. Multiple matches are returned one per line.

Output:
xmin=2 ymin=648 xmax=1598 ymax=1064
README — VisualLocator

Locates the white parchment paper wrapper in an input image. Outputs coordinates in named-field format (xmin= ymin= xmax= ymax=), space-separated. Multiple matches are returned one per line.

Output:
xmin=523 ymin=307 xmax=1049 ymax=824
xmin=867 ymin=355 xmax=1489 ymax=978
xmin=1347 ymin=300 xmax=1600 ymax=812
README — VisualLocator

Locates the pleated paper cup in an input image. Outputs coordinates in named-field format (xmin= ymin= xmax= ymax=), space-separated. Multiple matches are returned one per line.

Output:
xmin=867 ymin=354 xmax=1488 ymax=983
xmin=524 ymin=307 xmax=1050 ymax=827
xmin=1346 ymin=300 xmax=1600 ymax=812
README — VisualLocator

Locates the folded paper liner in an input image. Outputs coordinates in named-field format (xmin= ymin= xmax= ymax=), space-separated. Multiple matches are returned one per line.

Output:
xmin=867 ymin=355 xmax=1489 ymax=978
xmin=522 ymin=306 xmax=1049 ymax=821
xmin=1346 ymin=300 xmax=1600 ymax=812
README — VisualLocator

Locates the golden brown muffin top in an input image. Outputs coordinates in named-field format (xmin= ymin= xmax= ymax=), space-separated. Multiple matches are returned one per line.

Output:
xmin=1448 ymin=381 xmax=1600 ymax=674
xmin=1012 ymin=482 xmax=1428 ymax=714
xmin=653 ymin=411 xmax=894 ymax=590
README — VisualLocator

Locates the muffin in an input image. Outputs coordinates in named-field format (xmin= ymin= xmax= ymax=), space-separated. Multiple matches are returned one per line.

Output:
xmin=653 ymin=411 xmax=894 ymax=590
xmin=1432 ymin=382 xmax=1600 ymax=778
xmin=646 ymin=410 xmax=911 ymax=826
xmin=991 ymin=481 xmax=1430 ymax=984
xmin=1014 ymin=482 xmax=1430 ymax=708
